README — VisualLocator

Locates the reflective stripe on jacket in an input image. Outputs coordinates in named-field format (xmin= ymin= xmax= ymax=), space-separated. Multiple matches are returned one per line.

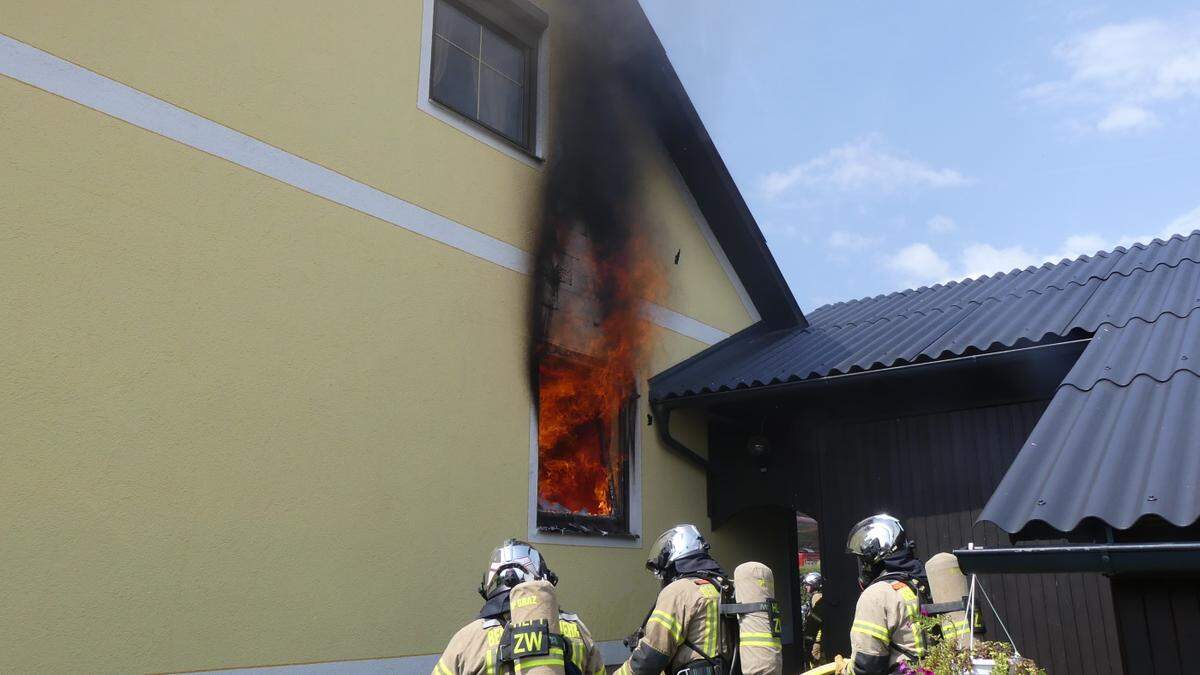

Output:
xmin=434 ymin=615 xmax=605 ymax=675
xmin=616 ymin=578 xmax=728 ymax=675
xmin=846 ymin=580 xmax=925 ymax=675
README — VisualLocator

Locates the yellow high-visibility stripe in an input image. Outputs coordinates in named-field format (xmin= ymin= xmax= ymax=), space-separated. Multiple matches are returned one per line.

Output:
xmin=740 ymin=632 xmax=776 ymax=639
xmin=706 ymin=593 xmax=718 ymax=657
xmin=651 ymin=610 xmax=681 ymax=631
xmin=649 ymin=612 xmax=682 ymax=641
xmin=943 ymin=619 xmax=969 ymax=640
xmin=572 ymin=637 xmax=586 ymax=672
xmin=852 ymin=620 xmax=891 ymax=644
xmin=740 ymin=638 xmax=782 ymax=648
xmin=434 ymin=659 xmax=454 ymax=675
xmin=485 ymin=649 xmax=496 ymax=675
xmin=514 ymin=648 xmax=565 ymax=672
xmin=515 ymin=658 xmax=564 ymax=671
xmin=904 ymin=600 xmax=925 ymax=656
xmin=892 ymin=585 xmax=925 ymax=656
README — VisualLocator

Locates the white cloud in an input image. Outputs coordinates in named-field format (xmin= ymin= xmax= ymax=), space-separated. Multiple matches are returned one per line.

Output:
xmin=760 ymin=136 xmax=971 ymax=199
xmin=1168 ymin=205 xmax=1200 ymax=234
xmin=1061 ymin=234 xmax=1111 ymax=256
xmin=1026 ymin=15 xmax=1200 ymax=132
xmin=1115 ymin=205 xmax=1200 ymax=248
xmin=827 ymin=230 xmax=883 ymax=250
xmin=886 ymin=243 xmax=952 ymax=287
xmin=958 ymin=234 xmax=1108 ymax=280
xmin=884 ymin=206 xmax=1200 ymax=289
xmin=927 ymin=214 xmax=957 ymax=233
xmin=957 ymin=244 xmax=1042 ymax=280
xmin=1096 ymin=105 xmax=1160 ymax=133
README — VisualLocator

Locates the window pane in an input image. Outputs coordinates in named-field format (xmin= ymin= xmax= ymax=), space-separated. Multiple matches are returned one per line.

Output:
xmin=480 ymin=67 xmax=526 ymax=144
xmin=482 ymin=29 xmax=525 ymax=84
xmin=431 ymin=36 xmax=478 ymax=119
xmin=434 ymin=0 xmax=480 ymax=56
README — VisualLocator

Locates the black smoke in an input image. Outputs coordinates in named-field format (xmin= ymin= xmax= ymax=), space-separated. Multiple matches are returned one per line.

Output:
xmin=526 ymin=0 xmax=660 ymax=396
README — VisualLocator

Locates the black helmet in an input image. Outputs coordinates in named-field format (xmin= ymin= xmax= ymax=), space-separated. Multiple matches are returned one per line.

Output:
xmin=478 ymin=539 xmax=558 ymax=600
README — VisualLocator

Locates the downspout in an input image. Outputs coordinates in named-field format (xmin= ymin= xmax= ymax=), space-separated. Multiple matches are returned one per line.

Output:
xmin=650 ymin=402 xmax=709 ymax=471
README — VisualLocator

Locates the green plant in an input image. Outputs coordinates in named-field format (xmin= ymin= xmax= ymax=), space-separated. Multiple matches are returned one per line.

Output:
xmin=902 ymin=614 xmax=1046 ymax=675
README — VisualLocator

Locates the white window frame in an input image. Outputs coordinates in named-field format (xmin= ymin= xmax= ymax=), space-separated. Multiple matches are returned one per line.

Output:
xmin=417 ymin=0 xmax=550 ymax=168
xmin=526 ymin=393 xmax=644 ymax=549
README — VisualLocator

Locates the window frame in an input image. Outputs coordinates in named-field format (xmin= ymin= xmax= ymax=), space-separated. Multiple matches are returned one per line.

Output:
xmin=527 ymin=382 xmax=644 ymax=549
xmin=418 ymin=0 xmax=548 ymax=165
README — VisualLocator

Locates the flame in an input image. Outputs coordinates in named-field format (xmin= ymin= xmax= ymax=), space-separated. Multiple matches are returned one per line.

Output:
xmin=536 ymin=232 xmax=665 ymax=516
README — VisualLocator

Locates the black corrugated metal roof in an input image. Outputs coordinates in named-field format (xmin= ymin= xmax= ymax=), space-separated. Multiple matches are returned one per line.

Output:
xmin=651 ymin=231 xmax=1200 ymax=401
xmin=979 ymin=311 xmax=1200 ymax=533
xmin=649 ymin=230 xmax=1200 ymax=534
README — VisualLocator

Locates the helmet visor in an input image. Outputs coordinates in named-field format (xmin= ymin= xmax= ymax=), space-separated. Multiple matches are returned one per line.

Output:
xmin=846 ymin=515 xmax=904 ymax=563
xmin=646 ymin=525 xmax=707 ymax=577
xmin=482 ymin=540 xmax=543 ymax=598
xmin=645 ymin=528 xmax=677 ymax=575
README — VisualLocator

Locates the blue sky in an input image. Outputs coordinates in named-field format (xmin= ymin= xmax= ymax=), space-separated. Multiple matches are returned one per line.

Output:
xmin=639 ymin=1 xmax=1200 ymax=310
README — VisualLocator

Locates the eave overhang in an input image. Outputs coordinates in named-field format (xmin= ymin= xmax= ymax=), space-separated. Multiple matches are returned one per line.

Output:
xmin=955 ymin=542 xmax=1200 ymax=575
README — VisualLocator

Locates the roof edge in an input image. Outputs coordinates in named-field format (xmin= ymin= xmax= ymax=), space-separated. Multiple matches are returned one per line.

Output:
xmin=625 ymin=0 xmax=804 ymax=330
xmin=955 ymin=542 xmax=1200 ymax=575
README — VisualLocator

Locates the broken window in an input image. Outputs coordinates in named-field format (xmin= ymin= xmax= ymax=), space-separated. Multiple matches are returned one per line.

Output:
xmin=535 ymin=349 xmax=636 ymax=537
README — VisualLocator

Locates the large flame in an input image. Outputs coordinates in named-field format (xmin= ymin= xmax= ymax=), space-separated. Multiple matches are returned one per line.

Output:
xmin=535 ymin=234 xmax=664 ymax=516
xmin=529 ymin=2 xmax=666 ymax=520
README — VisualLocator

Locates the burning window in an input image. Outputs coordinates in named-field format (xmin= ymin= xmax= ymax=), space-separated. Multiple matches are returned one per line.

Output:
xmin=525 ymin=9 xmax=665 ymax=542
xmin=536 ymin=350 xmax=636 ymax=536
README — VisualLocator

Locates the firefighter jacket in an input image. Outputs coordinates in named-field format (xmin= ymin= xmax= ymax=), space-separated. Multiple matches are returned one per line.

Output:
xmin=433 ymin=612 xmax=605 ymax=675
xmin=803 ymin=592 xmax=824 ymax=663
xmin=845 ymin=580 xmax=924 ymax=675
xmin=616 ymin=578 xmax=731 ymax=675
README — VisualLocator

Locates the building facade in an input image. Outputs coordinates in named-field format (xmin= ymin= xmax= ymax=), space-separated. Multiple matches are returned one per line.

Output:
xmin=0 ymin=2 xmax=802 ymax=672
xmin=654 ymin=232 xmax=1200 ymax=673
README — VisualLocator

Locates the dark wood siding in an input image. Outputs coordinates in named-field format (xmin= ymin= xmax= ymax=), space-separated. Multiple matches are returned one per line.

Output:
xmin=808 ymin=400 xmax=1123 ymax=675
xmin=1112 ymin=577 xmax=1200 ymax=674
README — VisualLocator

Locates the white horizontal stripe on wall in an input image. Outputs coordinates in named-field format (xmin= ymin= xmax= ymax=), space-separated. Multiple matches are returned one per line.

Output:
xmin=642 ymin=303 xmax=731 ymax=347
xmin=0 ymin=34 xmax=730 ymax=346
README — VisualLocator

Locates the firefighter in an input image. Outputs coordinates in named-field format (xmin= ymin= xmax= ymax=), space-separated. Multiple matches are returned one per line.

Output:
xmin=616 ymin=524 xmax=733 ymax=675
xmin=801 ymin=571 xmax=825 ymax=665
xmin=835 ymin=514 xmax=929 ymax=675
xmin=433 ymin=539 xmax=605 ymax=675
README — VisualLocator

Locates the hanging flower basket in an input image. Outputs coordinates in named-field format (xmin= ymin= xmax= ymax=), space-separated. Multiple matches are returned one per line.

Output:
xmin=969 ymin=658 xmax=995 ymax=675
xmin=895 ymin=629 xmax=1045 ymax=674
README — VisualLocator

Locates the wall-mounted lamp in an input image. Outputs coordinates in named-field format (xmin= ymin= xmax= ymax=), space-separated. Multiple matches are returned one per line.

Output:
xmin=747 ymin=435 xmax=771 ymax=473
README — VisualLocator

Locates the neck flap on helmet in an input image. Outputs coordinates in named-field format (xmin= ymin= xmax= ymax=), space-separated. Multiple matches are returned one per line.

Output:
xmin=665 ymin=553 xmax=725 ymax=584
xmin=875 ymin=546 xmax=927 ymax=586
xmin=478 ymin=588 xmax=511 ymax=619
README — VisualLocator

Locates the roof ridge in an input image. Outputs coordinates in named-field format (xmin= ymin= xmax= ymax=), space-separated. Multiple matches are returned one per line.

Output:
xmin=813 ymin=253 xmax=1200 ymax=330
xmin=810 ymin=229 xmax=1200 ymax=317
